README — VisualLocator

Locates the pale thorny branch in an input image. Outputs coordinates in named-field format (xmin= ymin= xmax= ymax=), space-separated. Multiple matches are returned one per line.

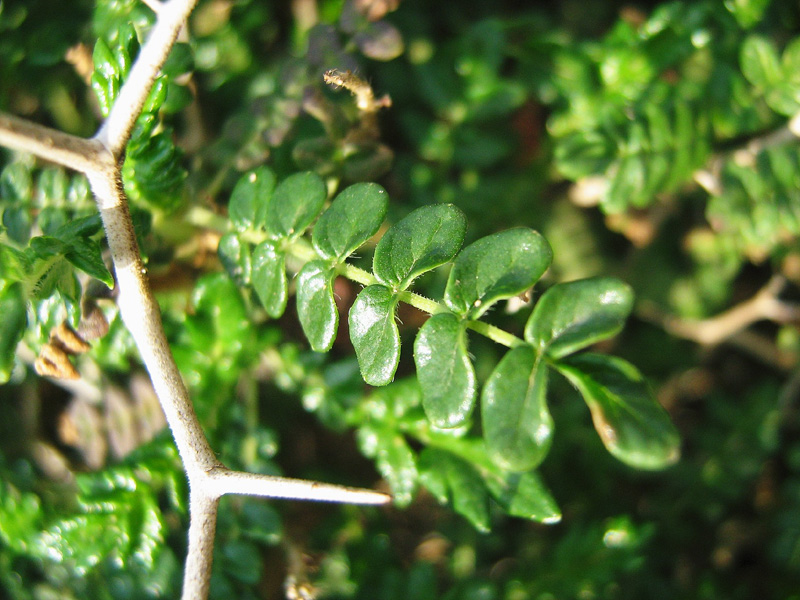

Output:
xmin=0 ymin=0 xmax=389 ymax=598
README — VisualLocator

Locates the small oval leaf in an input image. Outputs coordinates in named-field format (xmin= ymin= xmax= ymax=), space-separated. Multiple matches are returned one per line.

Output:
xmin=229 ymin=167 xmax=276 ymax=231
xmin=414 ymin=312 xmax=476 ymax=428
xmin=556 ymin=353 xmax=680 ymax=470
xmin=312 ymin=182 xmax=389 ymax=261
xmin=266 ymin=171 xmax=327 ymax=240
xmin=373 ymin=204 xmax=467 ymax=290
xmin=297 ymin=260 xmax=338 ymax=352
xmin=525 ymin=277 xmax=633 ymax=359
xmin=481 ymin=345 xmax=553 ymax=472
xmin=218 ymin=233 xmax=252 ymax=286
xmin=252 ymin=241 xmax=287 ymax=318
xmin=444 ymin=228 xmax=552 ymax=319
xmin=348 ymin=284 xmax=400 ymax=386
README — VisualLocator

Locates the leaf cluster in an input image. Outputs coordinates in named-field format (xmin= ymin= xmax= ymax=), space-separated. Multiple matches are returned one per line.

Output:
xmin=218 ymin=167 xmax=680 ymax=528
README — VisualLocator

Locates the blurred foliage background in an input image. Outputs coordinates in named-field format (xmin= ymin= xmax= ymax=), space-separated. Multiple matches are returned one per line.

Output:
xmin=2 ymin=0 xmax=800 ymax=598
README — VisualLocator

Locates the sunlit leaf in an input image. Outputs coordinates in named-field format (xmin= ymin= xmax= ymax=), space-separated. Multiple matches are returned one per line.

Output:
xmin=312 ymin=182 xmax=389 ymax=261
xmin=265 ymin=171 xmax=326 ymax=240
xmin=373 ymin=204 xmax=466 ymax=290
xmin=481 ymin=345 xmax=553 ymax=471
xmin=526 ymin=277 xmax=633 ymax=359
xmin=349 ymin=284 xmax=400 ymax=386
xmin=414 ymin=312 xmax=476 ymax=428
xmin=252 ymin=241 xmax=287 ymax=318
xmin=297 ymin=260 xmax=338 ymax=352
xmin=444 ymin=228 xmax=552 ymax=319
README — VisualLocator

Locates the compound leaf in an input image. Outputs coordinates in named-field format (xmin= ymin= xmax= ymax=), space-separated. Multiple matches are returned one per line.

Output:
xmin=297 ymin=260 xmax=338 ymax=352
xmin=252 ymin=241 xmax=287 ymax=318
xmin=556 ymin=353 xmax=680 ymax=470
xmin=265 ymin=171 xmax=326 ymax=240
xmin=349 ymin=284 xmax=400 ymax=386
xmin=373 ymin=204 xmax=466 ymax=290
xmin=414 ymin=312 xmax=476 ymax=428
xmin=444 ymin=228 xmax=552 ymax=319
xmin=526 ymin=277 xmax=633 ymax=359
xmin=312 ymin=182 xmax=389 ymax=261
xmin=229 ymin=167 xmax=276 ymax=231
xmin=481 ymin=345 xmax=553 ymax=472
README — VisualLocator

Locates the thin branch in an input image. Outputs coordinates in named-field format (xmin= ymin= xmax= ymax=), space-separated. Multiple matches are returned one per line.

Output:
xmin=205 ymin=467 xmax=391 ymax=504
xmin=94 ymin=0 xmax=199 ymax=157
xmin=637 ymin=276 xmax=800 ymax=347
xmin=85 ymin=168 xmax=222 ymax=472
xmin=182 ymin=488 xmax=219 ymax=600
xmin=0 ymin=112 xmax=105 ymax=173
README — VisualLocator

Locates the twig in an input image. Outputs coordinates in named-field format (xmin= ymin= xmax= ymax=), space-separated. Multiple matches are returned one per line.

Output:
xmin=638 ymin=276 xmax=800 ymax=347
xmin=0 ymin=112 xmax=105 ymax=173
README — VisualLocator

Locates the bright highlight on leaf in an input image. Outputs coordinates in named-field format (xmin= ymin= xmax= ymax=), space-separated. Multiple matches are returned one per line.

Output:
xmin=297 ymin=260 xmax=338 ymax=352
xmin=414 ymin=312 xmax=476 ymax=428
xmin=526 ymin=277 xmax=634 ymax=359
xmin=373 ymin=203 xmax=466 ymax=290
xmin=251 ymin=241 xmax=287 ymax=318
xmin=481 ymin=345 xmax=553 ymax=472
xmin=349 ymin=284 xmax=401 ymax=386
xmin=556 ymin=353 xmax=680 ymax=470
xmin=444 ymin=227 xmax=552 ymax=319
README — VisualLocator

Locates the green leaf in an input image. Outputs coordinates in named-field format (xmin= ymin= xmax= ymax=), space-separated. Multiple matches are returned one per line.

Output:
xmin=726 ymin=0 xmax=771 ymax=28
xmin=312 ymin=182 xmax=389 ymax=261
xmin=484 ymin=471 xmax=561 ymax=524
xmin=481 ymin=345 xmax=553 ymax=471
xmin=0 ymin=283 xmax=27 ymax=383
xmin=64 ymin=239 xmax=114 ymax=288
xmin=348 ymin=284 xmax=400 ymax=386
xmin=218 ymin=233 xmax=251 ymax=286
xmin=418 ymin=449 xmax=490 ymax=532
xmin=414 ymin=312 xmax=476 ymax=428
xmin=373 ymin=204 xmax=467 ymax=290
xmin=251 ymin=241 xmax=287 ymax=318
xmin=53 ymin=214 xmax=104 ymax=240
xmin=556 ymin=353 xmax=680 ymax=470
xmin=357 ymin=425 xmax=418 ymax=506
xmin=265 ymin=171 xmax=327 ymax=240
xmin=741 ymin=35 xmax=781 ymax=90
xmin=228 ymin=167 xmax=275 ymax=231
xmin=525 ymin=277 xmax=634 ymax=360
xmin=444 ymin=228 xmax=552 ymax=319
xmin=297 ymin=260 xmax=338 ymax=352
